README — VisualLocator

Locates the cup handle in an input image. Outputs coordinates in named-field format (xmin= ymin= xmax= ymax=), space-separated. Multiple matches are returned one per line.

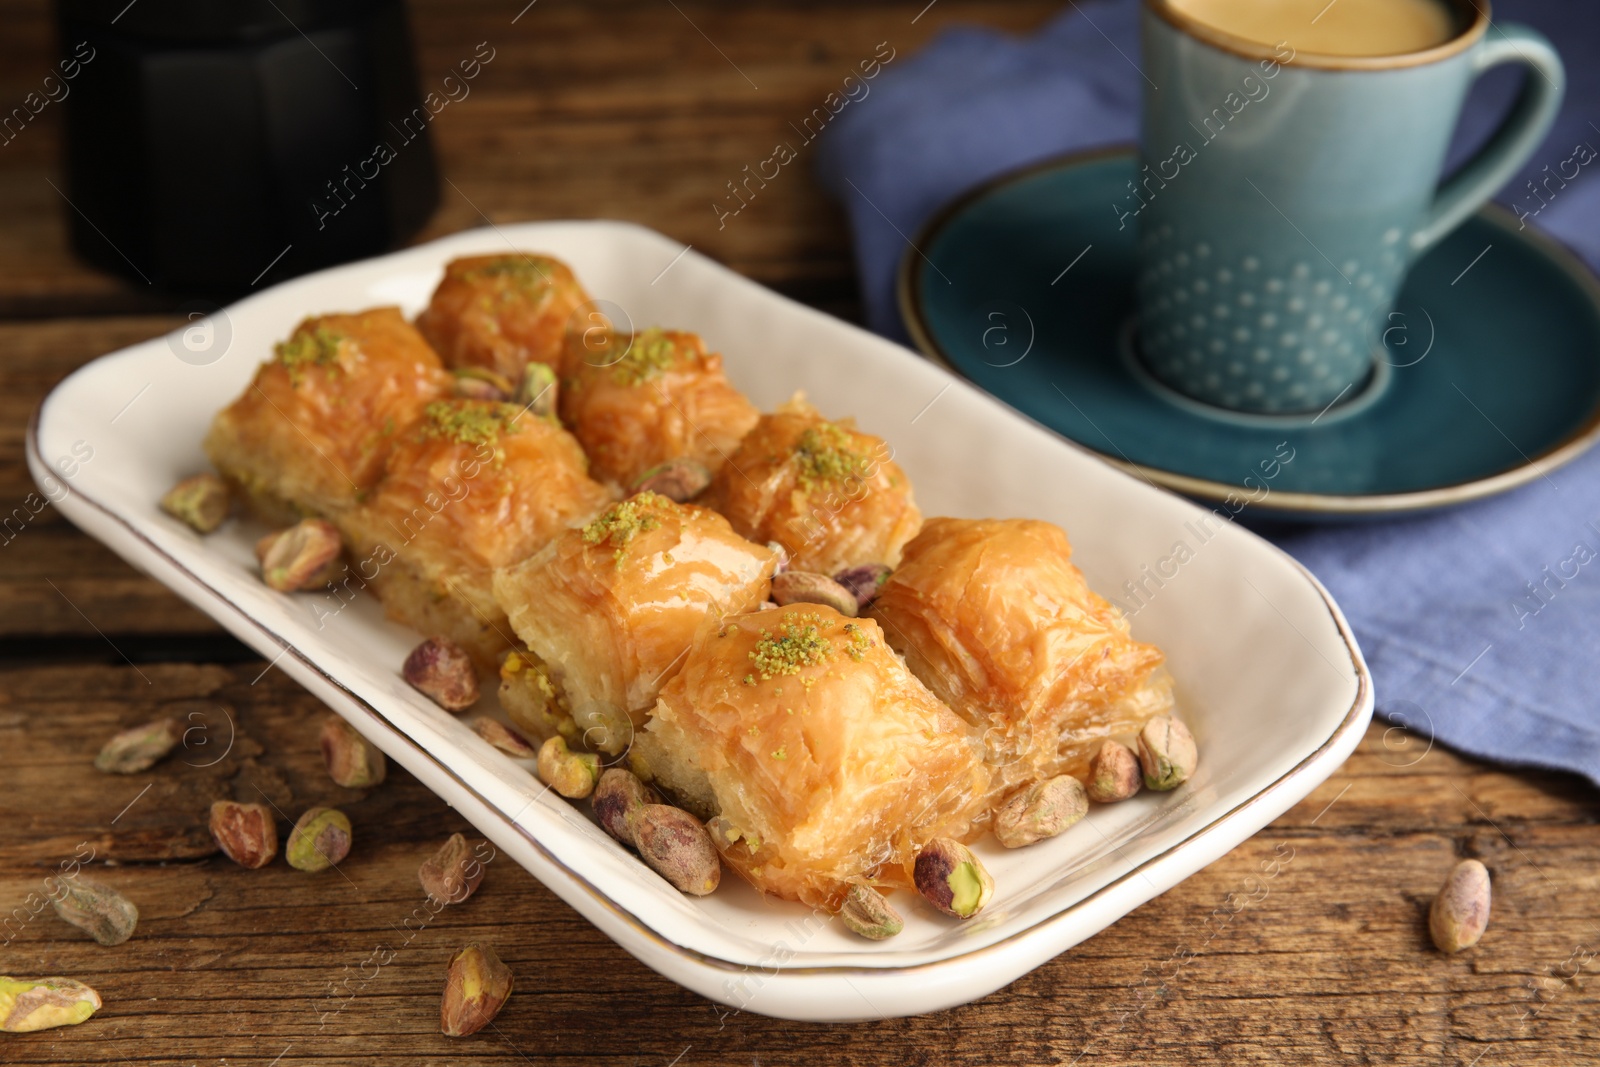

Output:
xmin=1409 ymin=23 xmax=1565 ymax=254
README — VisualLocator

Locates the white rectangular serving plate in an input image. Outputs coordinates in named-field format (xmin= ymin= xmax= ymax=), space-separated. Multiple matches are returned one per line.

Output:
xmin=30 ymin=220 xmax=1371 ymax=1022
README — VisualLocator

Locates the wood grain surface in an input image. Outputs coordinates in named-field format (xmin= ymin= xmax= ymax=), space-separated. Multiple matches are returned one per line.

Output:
xmin=1 ymin=1 xmax=1597 ymax=1064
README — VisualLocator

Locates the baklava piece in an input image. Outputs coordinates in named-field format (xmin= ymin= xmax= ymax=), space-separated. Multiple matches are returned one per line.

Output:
xmin=632 ymin=604 xmax=988 ymax=909
xmin=416 ymin=254 xmax=590 ymax=381
xmin=338 ymin=399 xmax=612 ymax=667
xmin=203 ymin=308 xmax=450 ymax=523
xmin=868 ymin=518 xmax=1174 ymax=812
xmin=702 ymin=397 xmax=921 ymax=575
xmin=559 ymin=327 xmax=759 ymax=490
xmin=492 ymin=492 xmax=778 ymax=754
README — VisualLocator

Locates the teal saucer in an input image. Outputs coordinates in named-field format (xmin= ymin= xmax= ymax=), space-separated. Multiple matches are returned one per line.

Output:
xmin=899 ymin=148 xmax=1600 ymax=519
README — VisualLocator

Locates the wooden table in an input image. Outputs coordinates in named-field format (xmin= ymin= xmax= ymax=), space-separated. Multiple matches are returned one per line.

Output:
xmin=3 ymin=2 xmax=1597 ymax=1063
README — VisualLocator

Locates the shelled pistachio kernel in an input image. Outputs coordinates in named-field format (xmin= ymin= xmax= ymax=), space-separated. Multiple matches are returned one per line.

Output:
xmin=536 ymin=736 xmax=600 ymax=799
xmin=1086 ymin=739 xmax=1143 ymax=803
xmin=1137 ymin=716 xmax=1198 ymax=791
xmin=630 ymin=457 xmax=712 ymax=503
xmin=419 ymin=832 xmax=486 ymax=905
xmin=1430 ymin=859 xmax=1491 ymax=953
xmin=833 ymin=563 xmax=892 ymax=611
xmin=286 ymin=807 xmax=352 ymax=872
xmin=319 ymin=715 xmax=387 ymax=788
xmin=516 ymin=361 xmax=558 ymax=418
xmin=635 ymin=804 xmax=721 ymax=896
xmin=994 ymin=775 xmax=1088 ymax=848
xmin=51 ymin=875 xmax=139 ymax=946
xmin=256 ymin=518 xmax=342 ymax=592
xmin=591 ymin=768 xmax=658 ymax=847
xmin=770 ymin=570 xmax=860 ymax=617
xmin=440 ymin=942 xmax=513 ymax=1037
xmin=473 ymin=718 xmax=538 ymax=758
xmin=94 ymin=717 xmax=181 ymax=774
xmin=452 ymin=367 xmax=513 ymax=402
xmin=914 ymin=838 xmax=994 ymax=919
xmin=160 ymin=473 xmax=230 ymax=533
xmin=403 ymin=636 xmax=480 ymax=712
xmin=210 ymin=800 xmax=278 ymax=869
xmin=840 ymin=884 xmax=903 ymax=940
xmin=0 ymin=976 xmax=103 ymax=1033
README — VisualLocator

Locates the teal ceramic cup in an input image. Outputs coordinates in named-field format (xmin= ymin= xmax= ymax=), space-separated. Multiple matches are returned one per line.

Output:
xmin=1133 ymin=0 xmax=1564 ymax=416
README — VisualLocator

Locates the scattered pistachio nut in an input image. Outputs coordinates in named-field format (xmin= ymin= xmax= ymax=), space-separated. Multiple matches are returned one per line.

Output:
xmin=591 ymin=768 xmax=659 ymax=847
xmin=50 ymin=874 xmax=138 ymax=946
xmin=635 ymin=804 xmax=721 ymax=896
xmin=1430 ymin=859 xmax=1491 ymax=953
xmin=319 ymin=715 xmax=388 ymax=788
xmin=404 ymin=636 xmax=481 ymax=712
xmin=833 ymin=563 xmax=892 ymax=611
xmin=630 ymin=457 xmax=712 ymax=503
xmin=770 ymin=570 xmax=859 ymax=617
xmin=419 ymin=832 xmax=486 ymax=905
xmin=451 ymin=366 xmax=514 ymax=402
xmin=286 ymin=807 xmax=352 ymax=872
xmin=1086 ymin=739 xmax=1143 ymax=803
xmin=1137 ymin=716 xmax=1197 ymax=792
xmin=440 ymin=942 xmax=513 ymax=1037
xmin=536 ymin=736 xmax=600 ymax=799
xmin=160 ymin=473 xmax=230 ymax=533
xmin=94 ymin=717 xmax=182 ymax=775
xmin=0 ymin=976 xmax=103 ymax=1033
xmin=209 ymin=800 xmax=279 ymax=869
xmin=256 ymin=518 xmax=342 ymax=592
xmin=914 ymin=837 xmax=994 ymax=919
xmin=473 ymin=718 xmax=538 ymax=758
xmin=994 ymin=775 xmax=1089 ymax=848
xmin=766 ymin=541 xmax=790 ymax=573
xmin=516 ymin=362 xmax=559 ymax=418
xmin=840 ymin=884 xmax=904 ymax=940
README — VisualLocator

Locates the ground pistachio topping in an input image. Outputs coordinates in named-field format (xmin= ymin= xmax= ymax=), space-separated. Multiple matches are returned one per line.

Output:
xmin=419 ymin=401 xmax=520 ymax=448
xmin=582 ymin=492 xmax=668 ymax=565
xmin=841 ymin=621 xmax=873 ymax=661
xmin=467 ymin=255 xmax=555 ymax=288
xmin=607 ymin=328 xmax=685 ymax=386
xmin=794 ymin=421 xmax=869 ymax=490
xmin=748 ymin=612 xmax=833 ymax=680
xmin=275 ymin=327 xmax=347 ymax=383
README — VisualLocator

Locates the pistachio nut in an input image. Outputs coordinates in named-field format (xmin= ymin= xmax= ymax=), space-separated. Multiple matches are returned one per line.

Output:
xmin=1137 ymin=716 xmax=1198 ymax=792
xmin=440 ymin=942 xmax=513 ymax=1037
xmin=516 ymin=361 xmax=559 ymax=418
xmin=536 ymin=736 xmax=600 ymax=799
xmin=256 ymin=518 xmax=342 ymax=592
xmin=209 ymin=800 xmax=279 ymax=869
xmin=0 ymin=976 xmax=102 ymax=1033
xmin=160 ymin=473 xmax=231 ymax=533
xmin=770 ymin=570 xmax=859 ymax=617
xmin=419 ymin=832 xmax=486 ymax=905
xmin=914 ymin=837 xmax=994 ymax=919
xmin=404 ymin=636 xmax=480 ymax=712
xmin=1086 ymin=739 xmax=1143 ymax=803
xmin=51 ymin=874 xmax=138 ymax=946
xmin=472 ymin=718 xmax=538 ymax=758
xmin=994 ymin=775 xmax=1088 ymax=848
xmin=94 ymin=717 xmax=182 ymax=774
xmin=630 ymin=456 xmax=712 ymax=503
xmin=319 ymin=716 xmax=387 ymax=788
xmin=635 ymin=804 xmax=721 ymax=896
xmin=286 ymin=807 xmax=352 ymax=872
xmin=452 ymin=367 xmax=514 ymax=402
xmin=839 ymin=884 xmax=904 ymax=940
xmin=833 ymin=563 xmax=892 ymax=611
xmin=1430 ymin=859 xmax=1491 ymax=953
xmin=591 ymin=767 xmax=659 ymax=848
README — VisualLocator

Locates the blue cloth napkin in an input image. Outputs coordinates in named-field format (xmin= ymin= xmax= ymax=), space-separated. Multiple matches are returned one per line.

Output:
xmin=814 ymin=0 xmax=1600 ymax=787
